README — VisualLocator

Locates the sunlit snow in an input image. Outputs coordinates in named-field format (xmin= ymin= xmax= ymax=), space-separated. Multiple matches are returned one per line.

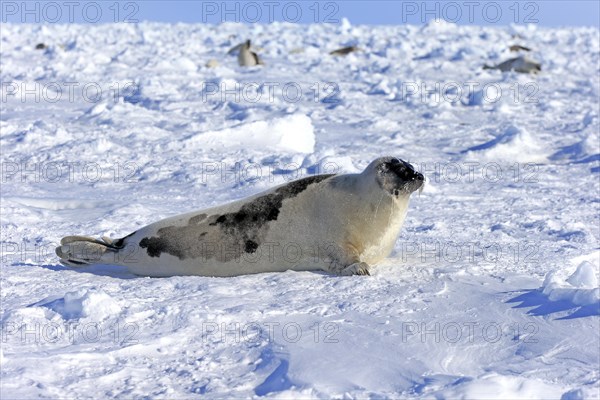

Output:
xmin=1 ymin=19 xmax=599 ymax=398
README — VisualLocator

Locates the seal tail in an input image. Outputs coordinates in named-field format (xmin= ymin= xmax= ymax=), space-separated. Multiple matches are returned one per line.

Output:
xmin=55 ymin=235 xmax=123 ymax=267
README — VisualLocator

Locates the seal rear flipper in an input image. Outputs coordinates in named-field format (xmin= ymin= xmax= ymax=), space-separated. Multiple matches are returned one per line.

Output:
xmin=56 ymin=236 xmax=120 ymax=267
xmin=60 ymin=235 xmax=109 ymax=246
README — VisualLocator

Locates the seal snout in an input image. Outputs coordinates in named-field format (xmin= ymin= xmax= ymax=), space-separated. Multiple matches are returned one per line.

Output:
xmin=389 ymin=158 xmax=422 ymax=180
xmin=395 ymin=159 xmax=424 ymax=193
xmin=414 ymin=172 xmax=425 ymax=182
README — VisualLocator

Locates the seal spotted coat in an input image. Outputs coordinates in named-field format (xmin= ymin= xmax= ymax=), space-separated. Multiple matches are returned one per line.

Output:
xmin=56 ymin=157 xmax=424 ymax=277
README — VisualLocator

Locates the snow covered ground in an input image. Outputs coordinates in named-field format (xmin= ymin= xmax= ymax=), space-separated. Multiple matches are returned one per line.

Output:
xmin=1 ymin=20 xmax=599 ymax=398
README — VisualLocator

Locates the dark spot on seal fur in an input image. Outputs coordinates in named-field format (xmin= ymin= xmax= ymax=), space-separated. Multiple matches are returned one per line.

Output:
xmin=208 ymin=174 xmax=333 ymax=233
xmin=139 ymin=174 xmax=335 ymax=261
xmin=140 ymin=231 xmax=208 ymax=258
xmin=245 ymin=240 xmax=258 ymax=253
xmin=139 ymin=237 xmax=169 ymax=258
xmin=210 ymin=215 xmax=226 ymax=226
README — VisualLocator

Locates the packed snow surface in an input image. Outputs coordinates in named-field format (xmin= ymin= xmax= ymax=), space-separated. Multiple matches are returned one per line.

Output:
xmin=1 ymin=20 xmax=599 ymax=398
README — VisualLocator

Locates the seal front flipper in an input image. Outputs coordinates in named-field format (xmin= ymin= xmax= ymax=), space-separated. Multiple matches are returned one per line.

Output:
xmin=327 ymin=258 xmax=371 ymax=276
xmin=341 ymin=262 xmax=371 ymax=276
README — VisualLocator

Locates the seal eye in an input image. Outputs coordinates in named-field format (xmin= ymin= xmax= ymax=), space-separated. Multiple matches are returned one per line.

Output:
xmin=387 ymin=158 xmax=404 ymax=173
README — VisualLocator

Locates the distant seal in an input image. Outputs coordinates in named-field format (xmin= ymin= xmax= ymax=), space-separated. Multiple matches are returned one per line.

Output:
xmin=483 ymin=55 xmax=541 ymax=73
xmin=329 ymin=46 xmax=361 ymax=56
xmin=228 ymin=39 xmax=263 ymax=67
xmin=509 ymin=44 xmax=531 ymax=52
xmin=205 ymin=59 xmax=219 ymax=68
xmin=56 ymin=157 xmax=424 ymax=277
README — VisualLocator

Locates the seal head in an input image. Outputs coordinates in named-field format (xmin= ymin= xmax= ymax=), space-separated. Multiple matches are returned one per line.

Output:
xmin=368 ymin=157 xmax=424 ymax=196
